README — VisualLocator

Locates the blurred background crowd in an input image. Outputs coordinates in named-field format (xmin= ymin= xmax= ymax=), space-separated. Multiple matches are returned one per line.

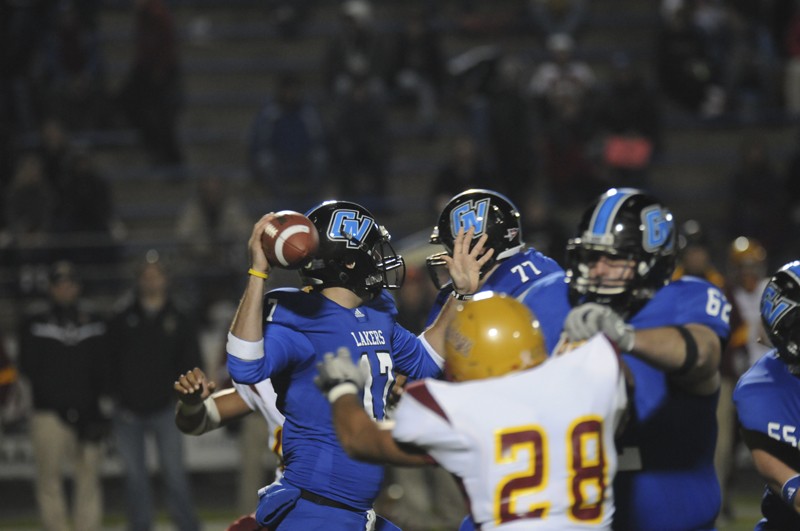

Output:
xmin=2 ymin=0 xmax=800 ymax=528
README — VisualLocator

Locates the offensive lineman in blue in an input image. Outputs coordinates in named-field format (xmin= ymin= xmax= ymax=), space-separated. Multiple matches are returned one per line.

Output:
xmin=226 ymin=200 xmax=488 ymax=530
xmin=734 ymin=260 xmax=800 ymax=530
xmin=422 ymin=189 xmax=565 ymax=530
xmin=522 ymin=188 xmax=731 ymax=531
xmin=425 ymin=188 xmax=563 ymax=317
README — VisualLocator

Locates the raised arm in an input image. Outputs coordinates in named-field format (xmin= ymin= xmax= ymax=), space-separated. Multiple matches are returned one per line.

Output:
xmin=174 ymin=367 xmax=253 ymax=435
xmin=421 ymin=227 xmax=493 ymax=355
xmin=230 ymin=214 xmax=274 ymax=341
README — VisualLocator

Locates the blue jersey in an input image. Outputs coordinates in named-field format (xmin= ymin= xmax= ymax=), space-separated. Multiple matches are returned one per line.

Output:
xmin=523 ymin=273 xmax=731 ymax=531
xmin=426 ymin=247 xmax=563 ymax=325
xmin=734 ymin=351 xmax=800 ymax=530
xmin=227 ymin=288 xmax=443 ymax=511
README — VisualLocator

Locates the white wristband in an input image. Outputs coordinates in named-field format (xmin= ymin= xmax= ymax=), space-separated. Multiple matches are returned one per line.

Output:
xmin=179 ymin=400 xmax=205 ymax=416
xmin=327 ymin=382 xmax=359 ymax=403
xmin=186 ymin=396 xmax=222 ymax=435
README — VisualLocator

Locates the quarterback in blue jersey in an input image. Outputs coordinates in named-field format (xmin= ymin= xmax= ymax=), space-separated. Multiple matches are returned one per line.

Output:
xmin=522 ymin=188 xmax=731 ymax=531
xmin=226 ymin=200 xmax=489 ymax=530
xmin=425 ymin=188 xmax=563 ymax=320
xmin=734 ymin=260 xmax=800 ymax=530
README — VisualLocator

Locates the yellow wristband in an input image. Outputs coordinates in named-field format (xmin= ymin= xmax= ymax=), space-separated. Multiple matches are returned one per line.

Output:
xmin=248 ymin=268 xmax=269 ymax=280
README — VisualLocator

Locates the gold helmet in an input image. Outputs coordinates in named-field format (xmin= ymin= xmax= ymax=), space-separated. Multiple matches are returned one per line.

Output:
xmin=444 ymin=292 xmax=547 ymax=382
xmin=729 ymin=236 xmax=767 ymax=266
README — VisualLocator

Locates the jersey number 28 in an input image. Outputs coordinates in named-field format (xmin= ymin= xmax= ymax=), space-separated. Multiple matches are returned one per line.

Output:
xmin=495 ymin=417 xmax=607 ymax=525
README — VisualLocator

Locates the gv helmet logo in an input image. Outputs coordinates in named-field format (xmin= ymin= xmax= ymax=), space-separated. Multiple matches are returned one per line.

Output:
xmin=329 ymin=210 xmax=374 ymax=248
xmin=641 ymin=205 xmax=674 ymax=253
xmin=450 ymin=199 xmax=490 ymax=238
xmin=761 ymin=283 xmax=793 ymax=328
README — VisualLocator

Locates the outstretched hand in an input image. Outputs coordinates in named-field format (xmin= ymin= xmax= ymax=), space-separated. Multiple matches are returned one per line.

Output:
xmin=315 ymin=347 xmax=367 ymax=402
xmin=174 ymin=367 xmax=217 ymax=406
xmin=564 ymin=303 xmax=635 ymax=351
xmin=441 ymin=227 xmax=494 ymax=296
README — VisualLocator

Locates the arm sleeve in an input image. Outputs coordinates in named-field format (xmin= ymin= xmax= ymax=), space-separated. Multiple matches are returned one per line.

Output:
xmin=227 ymin=325 xmax=311 ymax=385
xmin=390 ymin=323 xmax=443 ymax=380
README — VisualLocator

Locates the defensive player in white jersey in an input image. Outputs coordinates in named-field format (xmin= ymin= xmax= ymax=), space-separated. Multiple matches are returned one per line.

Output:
xmin=174 ymin=367 xmax=284 ymax=531
xmin=315 ymin=292 xmax=629 ymax=530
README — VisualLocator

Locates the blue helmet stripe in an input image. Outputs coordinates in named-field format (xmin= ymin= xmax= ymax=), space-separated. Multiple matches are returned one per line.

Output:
xmin=590 ymin=190 xmax=631 ymax=235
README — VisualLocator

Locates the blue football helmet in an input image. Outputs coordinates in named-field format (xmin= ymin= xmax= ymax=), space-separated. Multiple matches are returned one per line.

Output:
xmin=761 ymin=261 xmax=800 ymax=370
xmin=426 ymin=189 xmax=524 ymax=290
xmin=566 ymin=188 xmax=677 ymax=317
xmin=301 ymin=200 xmax=405 ymax=297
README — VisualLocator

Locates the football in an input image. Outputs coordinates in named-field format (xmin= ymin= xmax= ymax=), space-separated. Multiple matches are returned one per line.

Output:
xmin=260 ymin=210 xmax=319 ymax=269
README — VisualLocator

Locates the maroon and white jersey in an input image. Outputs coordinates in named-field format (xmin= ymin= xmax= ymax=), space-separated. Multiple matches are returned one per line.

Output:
xmin=233 ymin=379 xmax=285 ymax=456
xmin=392 ymin=334 xmax=627 ymax=530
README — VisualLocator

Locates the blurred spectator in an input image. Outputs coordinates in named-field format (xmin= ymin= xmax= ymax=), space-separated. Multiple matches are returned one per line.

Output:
xmin=176 ymin=175 xmax=250 ymax=263
xmin=594 ymin=52 xmax=661 ymax=189
xmin=248 ymin=74 xmax=327 ymax=208
xmin=2 ymin=153 xmax=57 ymax=297
xmin=267 ymin=0 xmax=315 ymax=40
xmin=727 ymin=236 xmax=771 ymax=368
xmin=117 ymin=0 xmax=184 ymax=169
xmin=727 ymin=134 xmax=784 ymax=254
xmin=0 ymin=329 xmax=20 ymax=424
xmin=525 ymin=0 xmax=589 ymax=43
xmin=717 ymin=4 xmax=780 ymax=122
xmin=784 ymin=127 xmax=800 ymax=260
xmin=329 ymin=78 xmax=392 ymax=213
xmin=387 ymin=8 xmax=446 ymax=135
xmin=783 ymin=1 xmax=800 ymax=114
xmin=519 ymin=190 xmax=568 ymax=264
xmin=1 ymin=0 xmax=51 ymax=133
xmin=323 ymin=0 xmax=389 ymax=100
xmin=175 ymin=174 xmax=251 ymax=319
xmin=431 ymin=134 xmax=490 ymax=215
xmin=483 ymin=56 xmax=537 ymax=198
xmin=722 ymin=236 xmax=769 ymax=524
xmin=527 ymin=33 xmax=599 ymax=207
xmin=106 ymin=255 xmax=201 ymax=531
xmin=656 ymin=3 xmax=725 ymax=116
xmin=37 ymin=117 xmax=73 ymax=188
xmin=672 ymin=220 xmax=748 ymax=525
xmin=52 ymin=149 xmax=123 ymax=267
xmin=18 ymin=261 xmax=108 ymax=531
xmin=39 ymin=0 xmax=108 ymax=130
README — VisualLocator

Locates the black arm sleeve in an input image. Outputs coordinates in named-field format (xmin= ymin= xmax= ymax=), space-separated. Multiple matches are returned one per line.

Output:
xmin=741 ymin=428 xmax=800 ymax=472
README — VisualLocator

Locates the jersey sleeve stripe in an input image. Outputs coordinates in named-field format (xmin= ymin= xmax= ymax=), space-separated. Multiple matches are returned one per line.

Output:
xmin=405 ymin=381 xmax=450 ymax=423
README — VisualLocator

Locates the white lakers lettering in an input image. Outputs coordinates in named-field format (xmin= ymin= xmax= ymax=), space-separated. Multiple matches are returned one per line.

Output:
xmin=350 ymin=330 xmax=386 ymax=347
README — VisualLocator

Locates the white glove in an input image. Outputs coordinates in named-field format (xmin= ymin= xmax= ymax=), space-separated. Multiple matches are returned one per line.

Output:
xmin=564 ymin=303 xmax=635 ymax=351
xmin=314 ymin=347 xmax=367 ymax=403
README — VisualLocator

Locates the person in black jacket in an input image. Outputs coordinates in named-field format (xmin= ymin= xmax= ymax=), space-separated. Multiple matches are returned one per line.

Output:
xmin=18 ymin=260 xmax=108 ymax=531
xmin=106 ymin=253 xmax=201 ymax=531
